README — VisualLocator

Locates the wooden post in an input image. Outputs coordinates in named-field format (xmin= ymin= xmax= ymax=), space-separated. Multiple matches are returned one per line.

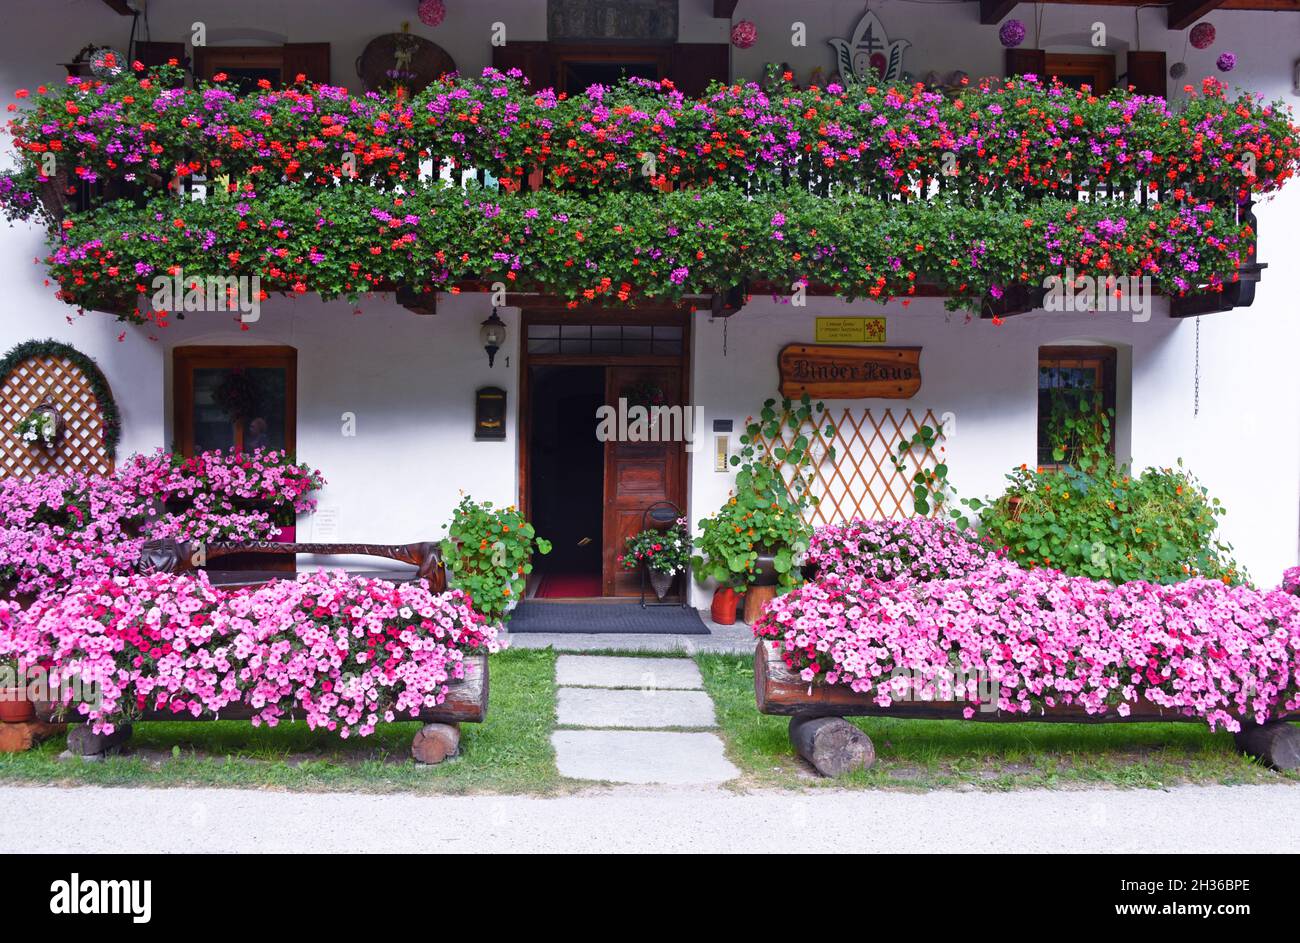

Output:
xmin=66 ymin=723 xmax=132 ymax=757
xmin=789 ymin=714 xmax=875 ymax=777
xmin=0 ymin=721 xmax=64 ymax=754
xmin=1234 ymin=721 xmax=1300 ymax=771
xmin=743 ymin=585 xmax=777 ymax=624
xmin=411 ymin=722 xmax=461 ymax=765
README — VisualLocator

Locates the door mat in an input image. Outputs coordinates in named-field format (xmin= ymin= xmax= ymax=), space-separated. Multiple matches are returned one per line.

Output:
xmin=506 ymin=601 xmax=709 ymax=634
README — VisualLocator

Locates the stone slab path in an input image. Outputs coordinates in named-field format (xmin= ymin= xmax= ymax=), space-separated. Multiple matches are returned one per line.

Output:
xmin=551 ymin=654 xmax=739 ymax=785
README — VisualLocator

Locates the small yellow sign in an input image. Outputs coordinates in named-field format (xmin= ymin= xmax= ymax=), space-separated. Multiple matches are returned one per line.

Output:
xmin=815 ymin=317 xmax=886 ymax=344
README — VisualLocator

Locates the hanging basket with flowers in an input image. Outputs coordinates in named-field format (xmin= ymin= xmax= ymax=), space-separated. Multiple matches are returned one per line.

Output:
xmin=16 ymin=401 xmax=62 ymax=450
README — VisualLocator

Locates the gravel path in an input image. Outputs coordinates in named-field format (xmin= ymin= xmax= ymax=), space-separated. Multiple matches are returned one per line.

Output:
xmin=2 ymin=782 xmax=1296 ymax=853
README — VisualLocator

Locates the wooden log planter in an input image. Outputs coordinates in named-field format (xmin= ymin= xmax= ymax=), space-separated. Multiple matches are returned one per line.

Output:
xmin=35 ymin=652 xmax=488 ymax=765
xmin=22 ymin=538 xmax=476 ymax=764
xmin=754 ymin=642 xmax=1300 ymax=777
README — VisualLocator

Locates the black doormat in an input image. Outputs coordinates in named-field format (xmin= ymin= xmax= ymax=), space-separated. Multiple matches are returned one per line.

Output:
xmin=506 ymin=601 xmax=710 ymax=634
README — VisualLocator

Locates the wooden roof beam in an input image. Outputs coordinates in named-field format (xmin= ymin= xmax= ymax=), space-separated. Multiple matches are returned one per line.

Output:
xmin=100 ymin=0 xmax=134 ymax=14
xmin=979 ymin=0 xmax=1021 ymax=25
xmin=713 ymin=0 xmax=740 ymax=18
xmin=1168 ymin=0 xmax=1227 ymax=29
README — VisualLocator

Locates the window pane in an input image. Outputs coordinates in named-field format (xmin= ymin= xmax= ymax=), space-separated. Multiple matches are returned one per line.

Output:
xmin=191 ymin=365 xmax=288 ymax=454
xmin=192 ymin=368 xmax=236 ymax=453
xmin=528 ymin=337 xmax=560 ymax=354
xmin=529 ymin=324 xmax=559 ymax=339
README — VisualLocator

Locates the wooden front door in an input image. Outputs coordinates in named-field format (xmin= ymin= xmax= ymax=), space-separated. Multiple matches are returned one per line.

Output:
xmin=602 ymin=365 xmax=685 ymax=597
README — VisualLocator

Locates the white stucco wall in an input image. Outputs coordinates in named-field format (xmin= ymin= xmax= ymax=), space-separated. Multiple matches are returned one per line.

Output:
xmin=0 ymin=0 xmax=1295 ymax=601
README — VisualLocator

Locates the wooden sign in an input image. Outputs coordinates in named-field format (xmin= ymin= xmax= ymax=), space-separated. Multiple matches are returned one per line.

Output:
xmin=815 ymin=317 xmax=886 ymax=344
xmin=778 ymin=345 xmax=921 ymax=399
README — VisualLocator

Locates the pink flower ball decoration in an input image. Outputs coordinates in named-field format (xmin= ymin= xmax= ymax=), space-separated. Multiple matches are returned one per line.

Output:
xmin=418 ymin=0 xmax=446 ymax=28
xmin=1190 ymin=22 xmax=1216 ymax=50
xmin=731 ymin=20 xmax=757 ymax=49
xmin=1216 ymin=51 xmax=1236 ymax=73
xmin=999 ymin=19 xmax=1026 ymax=48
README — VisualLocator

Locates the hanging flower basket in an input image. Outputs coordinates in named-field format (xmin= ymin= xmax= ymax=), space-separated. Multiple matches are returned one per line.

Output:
xmin=647 ymin=567 xmax=676 ymax=601
xmin=16 ymin=402 xmax=63 ymax=450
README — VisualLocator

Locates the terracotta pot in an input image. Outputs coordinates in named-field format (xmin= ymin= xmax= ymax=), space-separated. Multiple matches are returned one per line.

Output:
xmin=710 ymin=587 xmax=739 ymax=625
xmin=0 ymin=688 xmax=34 ymax=724
xmin=1007 ymin=496 xmax=1024 ymax=521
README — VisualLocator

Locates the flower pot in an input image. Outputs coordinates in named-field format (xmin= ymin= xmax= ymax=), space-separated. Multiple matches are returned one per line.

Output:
xmin=710 ymin=587 xmax=739 ymax=624
xmin=1007 ymin=496 xmax=1024 ymax=521
xmin=752 ymin=552 xmax=781 ymax=587
xmin=0 ymin=688 xmax=34 ymax=724
xmin=647 ymin=567 xmax=675 ymax=601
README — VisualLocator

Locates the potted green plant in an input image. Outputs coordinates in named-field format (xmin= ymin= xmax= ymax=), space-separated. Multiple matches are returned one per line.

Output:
xmin=691 ymin=396 xmax=832 ymax=596
xmin=441 ymin=494 xmax=551 ymax=624
xmin=618 ymin=518 xmax=689 ymax=600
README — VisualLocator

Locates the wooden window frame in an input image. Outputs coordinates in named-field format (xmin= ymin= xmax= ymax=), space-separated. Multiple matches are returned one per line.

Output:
xmin=192 ymin=43 xmax=330 ymax=87
xmin=1043 ymin=53 xmax=1116 ymax=94
xmin=1037 ymin=345 xmax=1116 ymax=469
xmin=548 ymin=43 xmax=672 ymax=94
xmin=172 ymin=345 xmax=297 ymax=457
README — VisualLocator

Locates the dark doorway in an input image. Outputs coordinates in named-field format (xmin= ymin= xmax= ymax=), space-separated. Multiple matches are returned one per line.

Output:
xmin=528 ymin=365 xmax=605 ymax=597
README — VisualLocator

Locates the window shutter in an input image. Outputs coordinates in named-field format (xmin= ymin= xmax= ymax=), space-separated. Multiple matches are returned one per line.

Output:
xmin=492 ymin=41 xmax=553 ymax=91
xmin=1126 ymin=51 xmax=1167 ymax=98
xmin=1005 ymin=48 xmax=1046 ymax=78
xmin=133 ymin=40 xmax=188 ymax=72
xmin=669 ymin=43 xmax=730 ymax=97
xmin=281 ymin=43 xmax=331 ymax=84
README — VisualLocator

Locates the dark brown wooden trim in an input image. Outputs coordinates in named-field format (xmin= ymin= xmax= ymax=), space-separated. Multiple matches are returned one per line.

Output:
xmin=712 ymin=0 xmax=740 ymax=17
xmin=100 ymin=0 xmax=133 ymax=14
xmin=172 ymin=345 xmax=297 ymax=457
xmin=1044 ymin=52 xmax=1116 ymax=93
xmin=1168 ymin=0 xmax=1228 ymax=27
xmin=517 ymin=309 xmax=691 ymax=596
xmin=980 ymin=0 xmax=1021 ymax=24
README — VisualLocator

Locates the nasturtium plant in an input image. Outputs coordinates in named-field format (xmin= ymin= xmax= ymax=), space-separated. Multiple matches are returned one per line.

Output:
xmin=441 ymin=494 xmax=551 ymax=624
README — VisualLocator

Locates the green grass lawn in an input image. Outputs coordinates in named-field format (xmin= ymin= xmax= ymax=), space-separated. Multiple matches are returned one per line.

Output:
xmin=697 ymin=653 xmax=1300 ymax=790
xmin=0 ymin=649 xmax=562 ymax=795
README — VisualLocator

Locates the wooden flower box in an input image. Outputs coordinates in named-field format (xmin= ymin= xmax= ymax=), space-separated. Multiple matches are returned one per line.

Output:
xmin=753 ymin=642 xmax=1300 ymax=776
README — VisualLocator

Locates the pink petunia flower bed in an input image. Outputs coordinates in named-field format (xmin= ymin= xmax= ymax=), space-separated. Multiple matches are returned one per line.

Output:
xmin=0 ymin=448 xmax=323 ymax=600
xmin=0 ymin=570 xmax=495 ymax=737
xmin=756 ymin=521 xmax=1300 ymax=732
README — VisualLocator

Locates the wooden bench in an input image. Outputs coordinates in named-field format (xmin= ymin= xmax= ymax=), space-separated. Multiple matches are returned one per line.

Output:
xmin=35 ymin=537 xmax=476 ymax=764
xmin=754 ymin=642 xmax=1300 ymax=776
xmin=138 ymin=538 xmax=447 ymax=591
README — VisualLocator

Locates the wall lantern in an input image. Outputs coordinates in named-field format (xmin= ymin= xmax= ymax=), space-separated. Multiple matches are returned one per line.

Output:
xmin=480 ymin=308 xmax=507 ymax=367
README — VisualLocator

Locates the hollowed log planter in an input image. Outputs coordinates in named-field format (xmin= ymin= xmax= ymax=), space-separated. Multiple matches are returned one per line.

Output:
xmin=37 ymin=653 xmax=488 ymax=765
xmin=753 ymin=642 xmax=1300 ymax=777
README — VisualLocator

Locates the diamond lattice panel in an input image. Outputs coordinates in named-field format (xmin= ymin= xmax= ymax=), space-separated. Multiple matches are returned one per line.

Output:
xmin=0 ymin=355 xmax=113 ymax=480
xmin=753 ymin=407 xmax=946 ymax=526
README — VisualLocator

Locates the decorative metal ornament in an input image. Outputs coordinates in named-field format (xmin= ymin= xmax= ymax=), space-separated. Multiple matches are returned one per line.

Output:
xmin=828 ymin=11 xmax=910 ymax=83
xmin=1190 ymin=22 xmax=1216 ymax=50
xmin=999 ymin=19 xmax=1027 ymax=49
xmin=731 ymin=20 xmax=757 ymax=49
xmin=418 ymin=0 xmax=446 ymax=27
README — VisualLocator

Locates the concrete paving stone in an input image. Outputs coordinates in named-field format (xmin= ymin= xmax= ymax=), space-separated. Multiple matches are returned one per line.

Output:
xmin=556 ymin=687 xmax=717 ymax=729
xmin=555 ymin=654 xmax=703 ymax=690
xmin=551 ymin=729 xmax=739 ymax=784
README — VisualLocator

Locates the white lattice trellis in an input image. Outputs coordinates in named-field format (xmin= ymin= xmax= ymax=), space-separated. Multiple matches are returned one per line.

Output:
xmin=754 ymin=407 xmax=947 ymax=526
xmin=0 ymin=354 xmax=114 ymax=480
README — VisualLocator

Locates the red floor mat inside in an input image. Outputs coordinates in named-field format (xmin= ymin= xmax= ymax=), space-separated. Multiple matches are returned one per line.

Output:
xmin=535 ymin=572 xmax=602 ymax=598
